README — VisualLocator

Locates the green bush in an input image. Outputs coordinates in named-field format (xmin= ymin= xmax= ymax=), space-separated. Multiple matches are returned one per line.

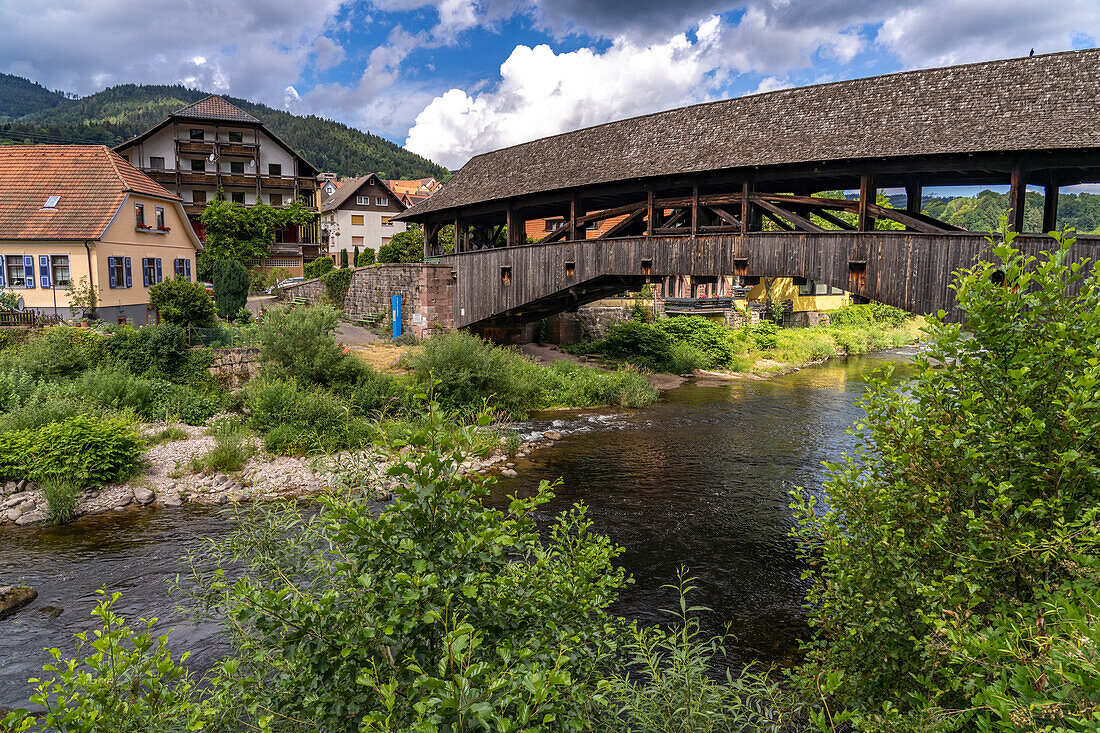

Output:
xmin=792 ymin=230 xmax=1100 ymax=730
xmin=303 ymin=256 xmax=334 ymax=280
xmin=355 ymin=248 xmax=375 ymax=266
xmin=603 ymin=321 xmax=674 ymax=371
xmin=148 ymin=277 xmax=217 ymax=329
xmin=212 ymin=258 xmax=249 ymax=320
xmin=826 ymin=301 xmax=913 ymax=328
xmin=72 ymin=368 xmax=157 ymax=414
xmin=190 ymin=420 xmax=254 ymax=474
xmin=36 ymin=468 xmax=81 ymax=524
xmin=178 ymin=403 xmax=629 ymax=730
xmin=0 ymin=396 xmax=96 ymax=435
xmin=655 ymin=315 xmax=748 ymax=368
xmin=0 ymin=414 xmax=142 ymax=487
xmin=1 ymin=326 xmax=104 ymax=380
xmin=1 ymin=591 xmax=205 ymax=731
xmin=245 ymin=377 xmax=371 ymax=455
xmin=321 ymin=266 xmax=353 ymax=306
xmin=148 ymin=380 xmax=220 ymax=425
xmin=256 ymin=304 xmax=367 ymax=388
xmin=747 ymin=322 xmax=778 ymax=350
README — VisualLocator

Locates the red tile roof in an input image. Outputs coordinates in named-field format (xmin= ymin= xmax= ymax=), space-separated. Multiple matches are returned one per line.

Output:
xmin=0 ymin=145 xmax=180 ymax=240
xmin=174 ymin=95 xmax=261 ymax=123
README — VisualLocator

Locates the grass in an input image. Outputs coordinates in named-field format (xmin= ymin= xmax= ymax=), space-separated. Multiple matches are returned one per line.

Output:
xmin=146 ymin=420 xmax=189 ymax=445
xmin=189 ymin=419 xmax=255 ymax=474
xmin=35 ymin=468 xmax=80 ymax=524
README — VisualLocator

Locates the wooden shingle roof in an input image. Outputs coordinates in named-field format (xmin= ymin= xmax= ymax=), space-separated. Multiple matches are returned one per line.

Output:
xmin=406 ymin=49 xmax=1100 ymax=218
xmin=0 ymin=145 xmax=179 ymax=240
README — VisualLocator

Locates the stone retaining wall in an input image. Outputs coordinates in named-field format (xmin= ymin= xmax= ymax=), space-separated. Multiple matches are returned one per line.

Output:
xmin=279 ymin=263 xmax=455 ymax=339
xmin=208 ymin=347 xmax=261 ymax=389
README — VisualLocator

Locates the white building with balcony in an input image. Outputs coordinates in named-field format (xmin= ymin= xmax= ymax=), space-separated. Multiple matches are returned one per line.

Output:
xmin=113 ymin=96 xmax=322 ymax=273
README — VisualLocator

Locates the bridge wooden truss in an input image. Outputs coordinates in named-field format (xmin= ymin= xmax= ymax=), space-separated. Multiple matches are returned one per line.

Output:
xmin=398 ymin=51 xmax=1100 ymax=329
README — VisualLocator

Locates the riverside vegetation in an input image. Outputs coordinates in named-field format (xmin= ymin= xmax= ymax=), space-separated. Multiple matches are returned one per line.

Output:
xmin=7 ymin=230 xmax=1100 ymax=731
xmin=568 ymin=303 xmax=920 ymax=375
xmin=0 ymin=282 xmax=655 ymax=523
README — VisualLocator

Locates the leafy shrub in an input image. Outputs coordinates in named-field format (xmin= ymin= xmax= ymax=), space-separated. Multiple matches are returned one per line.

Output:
xmin=212 ymin=258 xmax=249 ymax=320
xmin=303 ymin=256 xmax=334 ymax=280
xmin=256 ymin=304 xmax=367 ymax=388
xmin=355 ymin=248 xmax=375 ymax=266
xmin=792 ymin=231 xmax=1100 ymax=729
xmin=603 ymin=571 xmax=792 ymax=732
xmin=148 ymin=380 xmax=220 ymax=425
xmin=0 ymin=414 xmax=142 ymax=487
xmin=321 ymin=266 xmax=353 ymax=305
xmin=72 ymin=367 xmax=157 ymax=414
xmin=179 ymin=403 xmax=629 ymax=730
xmin=827 ymin=301 xmax=913 ymax=328
xmin=539 ymin=361 xmax=657 ymax=409
xmin=1 ymin=591 xmax=204 ymax=732
xmin=667 ymin=341 xmax=712 ymax=373
xmin=655 ymin=316 xmax=748 ymax=368
xmin=0 ymin=396 xmax=95 ymax=435
xmin=148 ymin=277 xmax=217 ymax=329
xmin=245 ymin=377 xmax=371 ymax=455
xmin=1 ymin=326 xmax=104 ymax=379
xmin=747 ymin=322 xmax=778 ymax=350
xmin=602 ymin=320 xmax=674 ymax=371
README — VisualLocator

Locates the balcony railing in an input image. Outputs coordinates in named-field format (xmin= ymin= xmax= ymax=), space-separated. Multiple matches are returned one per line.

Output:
xmin=176 ymin=140 xmax=214 ymax=155
xmin=217 ymin=142 xmax=258 ymax=157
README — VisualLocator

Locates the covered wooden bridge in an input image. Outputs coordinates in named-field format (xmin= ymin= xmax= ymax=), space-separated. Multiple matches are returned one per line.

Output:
xmin=396 ymin=49 xmax=1100 ymax=328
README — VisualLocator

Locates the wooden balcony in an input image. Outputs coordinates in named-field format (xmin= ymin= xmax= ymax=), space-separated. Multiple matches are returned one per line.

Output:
xmin=262 ymin=175 xmax=296 ymax=189
xmin=180 ymin=171 xmax=216 ymax=185
xmin=177 ymin=140 xmax=215 ymax=155
xmin=220 ymin=174 xmax=255 ymax=188
xmin=144 ymin=169 xmax=176 ymax=184
xmin=217 ymin=142 xmax=258 ymax=157
xmin=183 ymin=202 xmax=208 ymax=215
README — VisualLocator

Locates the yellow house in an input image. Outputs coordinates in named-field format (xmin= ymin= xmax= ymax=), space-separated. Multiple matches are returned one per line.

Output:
xmin=745 ymin=276 xmax=850 ymax=313
xmin=0 ymin=145 xmax=202 ymax=325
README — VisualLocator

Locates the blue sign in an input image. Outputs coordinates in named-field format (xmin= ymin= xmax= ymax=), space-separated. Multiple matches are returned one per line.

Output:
xmin=392 ymin=294 xmax=402 ymax=339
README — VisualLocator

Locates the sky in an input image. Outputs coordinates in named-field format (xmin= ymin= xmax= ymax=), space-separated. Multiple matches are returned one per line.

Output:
xmin=0 ymin=1 xmax=1097 ymax=172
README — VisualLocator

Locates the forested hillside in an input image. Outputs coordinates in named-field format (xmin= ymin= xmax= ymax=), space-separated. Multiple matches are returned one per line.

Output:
xmin=886 ymin=189 xmax=1100 ymax=234
xmin=0 ymin=79 xmax=448 ymax=180
xmin=0 ymin=74 xmax=68 ymax=119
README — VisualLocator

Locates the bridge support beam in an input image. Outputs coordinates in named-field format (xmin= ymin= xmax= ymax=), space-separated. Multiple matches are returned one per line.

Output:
xmin=858 ymin=174 xmax=876 ymax=231
xmin=1043 ymin=175 xmax=1060 ymax=234
xmin=1009 ymin=162 xmax=1027 ymax=233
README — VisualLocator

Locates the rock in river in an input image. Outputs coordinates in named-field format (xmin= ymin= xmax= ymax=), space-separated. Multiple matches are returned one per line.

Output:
xmin=0 ymin=586 xmax=38 ymax=620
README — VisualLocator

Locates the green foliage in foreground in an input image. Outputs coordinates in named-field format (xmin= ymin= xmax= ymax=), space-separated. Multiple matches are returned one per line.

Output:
xmin=793 ymin=230 xmax=1100 ymax=731
xmin=404 ymin=330 xmax=658 ymax=419
xmin=3 ymin=405 xmax=793 ymax=732
xmin=211 ymin=259 xmax=248 ymax=321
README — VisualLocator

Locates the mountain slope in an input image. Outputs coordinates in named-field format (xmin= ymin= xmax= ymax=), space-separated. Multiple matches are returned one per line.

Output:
xmin=0 ymin=74 xmax=68 ymax=120
xmin=0 ymin=79 xmax=447 ymax=180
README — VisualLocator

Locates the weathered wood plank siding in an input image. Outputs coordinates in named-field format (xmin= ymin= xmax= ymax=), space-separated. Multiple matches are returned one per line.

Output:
xmin=441 ymin=232 xmax=1100 ymax=327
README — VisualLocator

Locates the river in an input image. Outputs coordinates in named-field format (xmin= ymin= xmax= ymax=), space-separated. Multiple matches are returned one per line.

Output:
xmin=0 ymin=350 xmax=913 ymax=707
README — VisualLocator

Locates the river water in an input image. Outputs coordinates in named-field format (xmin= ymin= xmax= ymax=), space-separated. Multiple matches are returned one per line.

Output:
xmin=0 ymin=350 xmax=913 ymax=707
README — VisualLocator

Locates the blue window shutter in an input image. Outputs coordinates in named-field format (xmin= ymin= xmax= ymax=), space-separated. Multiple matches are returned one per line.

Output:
xmin=185 ymin=259 xmax=191 ymax=280
xmin=0 ymin=256 xmax=5 ymax=288
xmin=39 ymin=255 xmax=51 ymax=288
xmin=155 ymin=258 xmax=162 ymax=283
xmin=23 ymin=255 xmax=35 ymax=289
xmin=124 ymin=257 xmax=132 ymax=288
xmin=108 ymin=257 xmax=117 ymax=288
xmin=142 ymin=258 xmax=149 ymax=287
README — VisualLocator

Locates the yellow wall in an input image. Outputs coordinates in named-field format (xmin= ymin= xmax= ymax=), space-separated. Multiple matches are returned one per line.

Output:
xmin=0 ymin=194 xmax=199 ymax=322
xmin=746 ymin=277 xmax=849 ymax=312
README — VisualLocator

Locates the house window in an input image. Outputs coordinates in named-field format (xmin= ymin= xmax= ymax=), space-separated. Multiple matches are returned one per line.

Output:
xmin=189 ymin=128 xmax=205 ymax=140
xmin=545 ymin=219 xmax=564 ymax=231
xmin=232 ymin=192 xmax=246 ymax=204
xmin=192 ymin=190 xmax=206 ymax=203
xmin=107 ymin=256 xmax=131 ymax=289
xmin=268 ymin=163 xmax=282 ymax=176
xmin=356 ymin=196 xmax=369 ymax=205
xmin=5 ymin=255 xmax=26 ymax=288
xmin=352 ymin=236 xmax=364 ymax=247
xmin=51 ymin=255 xmax=71 ymax=287
xmin=155 ymin=206 xmax=165 ymax=229
xmin=191 ymin=159 xmax=205 ymax=172
xmin=149 ymin=157 xmax=165 ymax=169
xmin=135 ymin=203 xmax=146 ymax=227
xmin=270 ymin=193 xmax=283 ymax=206
xmin=797 ymin=279 xmax=844 ymax=296
xmin=351 ymin=215 xmax=365 ymax=226
xmin=376 ymin=197 xmax=387 ymax=206
xmin=230 ymin=161 xmax=244 ymax=174
xmin=274 ymin=229 xmax=284 ymax=244
xmin=228 ymin=131 xmax=243 ymax=143
xmin=381 ymin=217 xmax=393 ymax=226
